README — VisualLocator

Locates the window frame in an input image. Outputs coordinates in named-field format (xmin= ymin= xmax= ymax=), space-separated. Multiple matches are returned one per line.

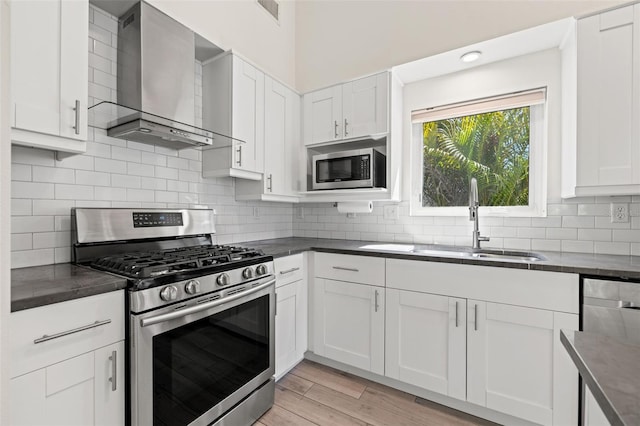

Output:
xmin=409 ymin=89 xmax=548 ymax=217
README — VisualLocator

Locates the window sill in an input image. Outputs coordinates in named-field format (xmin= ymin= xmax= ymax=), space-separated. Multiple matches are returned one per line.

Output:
xmin=409 ymin=204 xmax=547 ymax=217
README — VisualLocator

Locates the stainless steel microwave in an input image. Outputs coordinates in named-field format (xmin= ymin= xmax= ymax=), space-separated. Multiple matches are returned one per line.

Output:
xmin=312 ymin=148 xmax=386 ymax=190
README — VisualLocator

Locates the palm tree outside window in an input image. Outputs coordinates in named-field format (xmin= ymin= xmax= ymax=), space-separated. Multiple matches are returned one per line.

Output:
xmin=411 ymin=89 xmax=546 ymax=215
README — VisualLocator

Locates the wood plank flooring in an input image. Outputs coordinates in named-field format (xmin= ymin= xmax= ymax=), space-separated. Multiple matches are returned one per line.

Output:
xmin=255 ymin=360 xmax=497 ymax=426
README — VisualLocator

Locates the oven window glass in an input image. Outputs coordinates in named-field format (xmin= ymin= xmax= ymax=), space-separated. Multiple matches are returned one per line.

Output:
xmin=153 ymin=294 xmax=270 ymax=425
xmin=316 ymin=154 xmax=369 ymax=182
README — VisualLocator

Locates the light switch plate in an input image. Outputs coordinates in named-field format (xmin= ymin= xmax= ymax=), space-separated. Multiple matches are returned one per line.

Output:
xmin=383 ymin=205 xmax=399 ymax=220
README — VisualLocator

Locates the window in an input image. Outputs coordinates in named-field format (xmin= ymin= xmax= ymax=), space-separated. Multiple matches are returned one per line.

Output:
xmin=411 ymin=89 xmax=547 ymax=217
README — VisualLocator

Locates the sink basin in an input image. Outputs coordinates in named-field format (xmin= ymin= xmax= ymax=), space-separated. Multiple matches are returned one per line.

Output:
xmin=360 ymin=244 xmax=546 ymax=263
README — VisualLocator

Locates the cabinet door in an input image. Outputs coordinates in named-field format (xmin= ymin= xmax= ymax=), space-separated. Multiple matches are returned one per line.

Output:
xmin=11 ymin=0 xmax=87 ymax=140
xmin=577 ymin=4 xmax=640 ymax=189
xmin=95 ymin=341 xmax=125 ymax=426
xmin=467 ymin=301 xmax=578 ymax=426
xmin=342 ymin=73 xmax=388 ymax=139
xmin=584 ymin=386 xmax=611 ymax=426
xmin=313 ymin=278 xmax=384 ymax=374
xmin=275 ymin=280 xmax=307 ymax=379
xmin=385 ymin=289 xmax=466 ymax=400
xmin=264 ymin=77 xmax=299 ymax=196
xmin=303 ymin=85 xmax=342 ymax=145
xmin=232 ymin=57 xmax=265 ymax=173
xmin=11 ymin=352 xmax=96 ymax=426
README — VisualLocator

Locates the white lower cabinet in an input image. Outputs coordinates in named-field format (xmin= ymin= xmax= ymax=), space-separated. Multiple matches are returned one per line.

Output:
xmin=467 ymin=301 xmax=578 ymax=425
xmin=9 ymin=291 xmax=125 ymax=426
xmin=275 ymin=280 xmax=307 ymax=379
xmin=584 ymin=386 xmax=611 ymax=426
xmin=385 ymin=289 xmax=466 ymax=400
xmin=313 ymin=278 xmax=384 ymax=375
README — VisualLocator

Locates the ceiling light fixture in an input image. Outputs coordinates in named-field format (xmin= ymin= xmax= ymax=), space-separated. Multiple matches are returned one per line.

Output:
xmin=460 ymin=50 xmax=482 ymax=63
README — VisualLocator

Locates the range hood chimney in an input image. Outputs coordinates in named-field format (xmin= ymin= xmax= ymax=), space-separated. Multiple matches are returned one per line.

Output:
xmin=88 ymin=1 xmax=236 ymax=150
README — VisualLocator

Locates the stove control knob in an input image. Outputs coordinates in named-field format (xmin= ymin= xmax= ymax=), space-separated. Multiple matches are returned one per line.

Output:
xmin=159 ymin=285 xmax=178 ymax=302
xmin=256 ymin=264 xmax=268 ymax=276
xmin=242 ymin=268 xmax=253 ymax=279
xmin=185 ymin=280 xmax=201 ymax=295
xmin=217 ymin=273 xmax=230 ymax=286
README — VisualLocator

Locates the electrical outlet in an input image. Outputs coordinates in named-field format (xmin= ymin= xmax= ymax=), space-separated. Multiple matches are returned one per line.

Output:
xmin=296 ymin=207 xmax=304 ymax=219
xmin=383 ymin=205 xmax=399 ymax=220
xmin=611 ymin=203 xmax=629 ymax=223
xmin=253 ymin=207 xmax=260 ymax=218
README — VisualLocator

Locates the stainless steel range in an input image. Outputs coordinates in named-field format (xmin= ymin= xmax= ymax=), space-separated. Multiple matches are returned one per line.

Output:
xmin=72 ymin=208 xmax=275 ymax=426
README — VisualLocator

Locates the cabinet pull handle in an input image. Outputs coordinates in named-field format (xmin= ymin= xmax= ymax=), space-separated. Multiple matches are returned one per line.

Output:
xmin=275 ymin=292 xmax=278 ymax=317
xmin=267 ymin=174 xmax=273 ymax=192
xmin=374 ymin=290 xmax=379 ymax=312
xmin=455 ymin=301 xmax=459 ymax=328
xmin=279 ymin=267 xmax=300 ymax=275
xmin=73 ymin=99 xmax=80 ymax=135
xmin=332 ymin=266 xmax=359 ymax=272
xmin=474 ymin=304 xmax=478 ymax=331
xmin=109 ymin=350 xmax=117 ymax=392
xmin=334 ymin=120 xmax=339 ymax=138
xmin=236 ymin=145 xmax=242 ymax=166
xmin=33 ymin=319 xmax=111 ymax=344
xmin=344 ymin=118 xmax=349 ymax=137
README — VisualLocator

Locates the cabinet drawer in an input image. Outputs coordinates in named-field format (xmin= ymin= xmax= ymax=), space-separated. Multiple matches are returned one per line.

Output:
xmin=10 ymin=291 xmax=124 ymax=378
xmin=315 ymin=252 xmax=385 ymax=286
xmin=386 ymin=259 xmax=578 ymax=313
xmin=275 ymin=253 xmax=304 ymax=287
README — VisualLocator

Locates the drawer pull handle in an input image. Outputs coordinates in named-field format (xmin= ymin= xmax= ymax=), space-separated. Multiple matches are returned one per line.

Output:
xmin=474 ymin=304 xmax=478 ymax=331
xmin=33 ymin=319 xmax=112 ymax=344
xmin=279 ymin=267 xmax=300 ymax=275
xmin=455 ymin=301 xmax=459 ymax=328
xmin=109 ymin=350 xmax=117 ymax=392
xmin=374 ymin=290 xmax=380 ymax=312
xmin=332 ymin=266 xmax=359 ymax=272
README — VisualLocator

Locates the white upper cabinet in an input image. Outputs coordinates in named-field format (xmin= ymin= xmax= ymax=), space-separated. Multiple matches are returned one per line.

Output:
xmin=235 ymin=75 xmax=301 ymax=202
xmin=11 ymin=0 xmax=88 ymax=154
xmin=303 ymin=72 xmax=388 ymax=145
xmin=569 ymin=4 xmax=640 ymax=196
xmin=202 ymin=53 xmax=265 ymax=180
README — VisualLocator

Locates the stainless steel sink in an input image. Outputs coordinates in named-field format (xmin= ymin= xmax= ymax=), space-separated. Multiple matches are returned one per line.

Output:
xmin=359 ymin=244 xmax=546 ymax=263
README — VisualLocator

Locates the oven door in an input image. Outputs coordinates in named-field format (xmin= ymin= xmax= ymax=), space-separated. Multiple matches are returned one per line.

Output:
xmin=131 ymin=278 xmax=275 ymax=426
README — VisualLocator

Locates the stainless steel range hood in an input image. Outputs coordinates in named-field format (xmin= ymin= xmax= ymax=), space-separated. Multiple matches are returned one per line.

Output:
xmin=88 ymin=1 xmax=239 ymax=150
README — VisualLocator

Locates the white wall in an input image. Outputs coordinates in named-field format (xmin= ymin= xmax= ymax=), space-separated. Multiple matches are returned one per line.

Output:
xmin=149 ymin=0 xmax=296 ymax=89
xmin=295 ymin=0 xmax=626 ymax=92
xmin=0 ymin=0 xmax=10 ymax=421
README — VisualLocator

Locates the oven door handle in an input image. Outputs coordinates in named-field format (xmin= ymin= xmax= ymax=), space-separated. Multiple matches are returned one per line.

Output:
xmin=140 ymin=278 xmax=275 ymax=328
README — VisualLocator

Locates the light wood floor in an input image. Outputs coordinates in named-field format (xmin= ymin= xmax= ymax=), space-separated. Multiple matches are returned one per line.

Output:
xmin=254 ymin=360 xmax=497 ymax=426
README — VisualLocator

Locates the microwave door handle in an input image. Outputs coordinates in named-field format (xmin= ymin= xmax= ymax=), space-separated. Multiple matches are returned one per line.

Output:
xmin=140 ymin=279 xmax=275 ymax=327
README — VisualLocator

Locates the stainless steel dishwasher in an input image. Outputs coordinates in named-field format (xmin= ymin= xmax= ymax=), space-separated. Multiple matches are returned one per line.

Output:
xmin=583 ymin=278 xmax=640 ymax=344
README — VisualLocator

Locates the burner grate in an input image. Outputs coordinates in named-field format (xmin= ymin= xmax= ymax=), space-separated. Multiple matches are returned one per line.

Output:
xmin=91 ymin=244 xmax=265 ymax=279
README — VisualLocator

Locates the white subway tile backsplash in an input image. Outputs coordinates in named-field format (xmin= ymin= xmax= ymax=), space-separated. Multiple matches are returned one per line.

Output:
xmin=33 ymin=166 xmax=75 ymax=184
xmin=127 ymin=189 xmax=155 ymax=202
xmin=95 ymin=158 xmax=127 ymax=174
xmin=12 ymin=181 xmax=54 ymax=199
xmin=56 ymin=153 xmax=94 ymax=171
xmin=612 ymin=229 xmax=640 ymax=242
xmin=11 ymin=199 xmax=32 ymax=216
xmin=12 ymin=249 xmax=55 ymax=268
xmin=12 ymin=233 xmax=32 ymax=251
xmin=168 ymin=157 xmax=190 ymax=170
xmin=562 ymin=240 xmax=595 ymax=254
xmin=12 ymin=164 xmax=31 ymax=181
xmin=127 ymin=162 xmax=155 ymax=177
xmin=85 ymin=141 xmax=111 ymax=158
xmin=578 ymin=229 xmax=612 ymax=241
xmin=55 ymin=184 xmax=94 ymax=200
xmin=127 ymin=140 xmax=156 ymax=153
xmin=12 ymin=146 xmax=55 ymax=166
xmin=562 ymin=215 xmax=595 ymax=228
xmin=76 ymin=170 xmax=110 ymax=187
xmin=156 ymin=166 xmax=179 ymax=180
xmin=112 ymin=146 xmax=141 ymax=163
xmin=111 ymin=174 xmax=141 ymax=189
xmin=141 ymin=152 xmax=167 ymax=167
xmin=88 ymin=52 xmax=112 ymax=75
xmin=93 ymin=68 xmax=117 ymax=88
xmin=32 ymin=200 xmax=75 ymax=216
xmin=94 ymin=187 xmax=127 ymax=201
xmin=33 ymin=231 xmax=71 ymax=249
xmin=12 ymin=216 xmax=54 ymax=233
xmin=595 ymin=242 xmax=630 ymax=255
xmin=155 ymin=191 xmax=179 ymax=203
xmin=141 ymin=177 xmax=167 ymax=191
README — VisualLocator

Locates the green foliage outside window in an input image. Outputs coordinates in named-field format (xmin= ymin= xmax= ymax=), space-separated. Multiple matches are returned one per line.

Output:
xmin=422 ymin=107 xmax=530 ymax=207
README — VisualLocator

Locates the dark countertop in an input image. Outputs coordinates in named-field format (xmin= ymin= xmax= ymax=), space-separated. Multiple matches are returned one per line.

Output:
xmin=13 ymin=236 xmax=640 ymax=312
xmin=11 ymin=263 xmax=128 ymax=312
xmin=561 ymin=330 xmax=640 ymax=426
xmin=241 ymin=237 xmax=640 ymax=280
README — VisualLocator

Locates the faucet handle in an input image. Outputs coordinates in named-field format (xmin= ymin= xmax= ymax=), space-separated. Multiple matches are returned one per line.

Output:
xmin=478 ymin=235 xmax=490 ymax=242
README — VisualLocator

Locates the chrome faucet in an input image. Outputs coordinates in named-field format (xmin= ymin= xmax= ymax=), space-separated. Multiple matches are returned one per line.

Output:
xmin=469 ymin=178 xmax=489 ymax=249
